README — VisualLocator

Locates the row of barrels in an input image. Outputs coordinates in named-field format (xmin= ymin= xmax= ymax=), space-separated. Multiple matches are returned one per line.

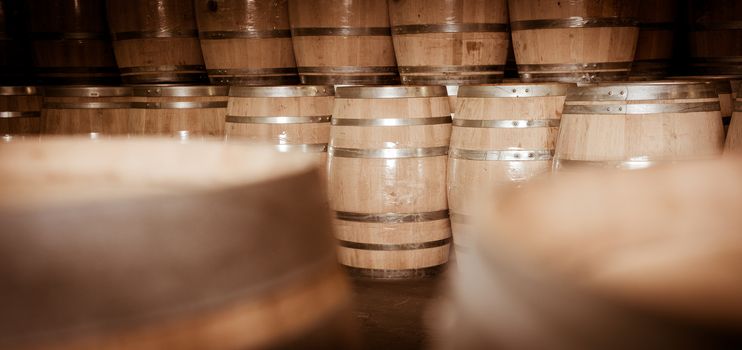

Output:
xmin=4 ymin=80 xmax=741 ymax=277
xmin=1 ymin=0 xmax=741 ymax=85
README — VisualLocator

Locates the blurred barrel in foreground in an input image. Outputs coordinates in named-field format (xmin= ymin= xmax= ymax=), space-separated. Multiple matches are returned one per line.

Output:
xmin=388 ymin=0 xmax=509 ymax=85
xmin=438 ymin=159 xmax=742 ymax=349
xmin=630 ymin=0 xmax=676 ymax=79
xmin=288 ymin=0 xmax=399 ymax=85
xmin=28 ymin=0 xmax=119 ymax=85
xmin=555 ymin=82 xmax=724 ymax=171
xmin=687 ymin=0 xmax=742 ymax=75
xmin=194 ymin=0 xmax=298 ymax=85
xmin=107 ymin=0 xmax=207 ymax=84
xmin=328 ymin=86 xmax=451 ymax=278
xmin=0 ymin=86 xmax=41 ymax=137
xmin=0 ymin=139 xmax=357 ymax=349
xmin=726 ymin=85 xmax=742 ymax=153
xmin=448 ymin=83 xmax=569 ymax=255
xmin=42 ymin=86 xmax=132 ymax=136
xmin=129 ymin=85 xmax=228 ymax=138
xmin=508 ymin=0 xmax=640 ymax=83
xmin=226 ymin=85 xmax=333 ymax=164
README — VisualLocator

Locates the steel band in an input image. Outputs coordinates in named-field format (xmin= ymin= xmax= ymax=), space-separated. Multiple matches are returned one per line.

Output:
xmin=120 ymin=65 xmax=206 ymax=74
xmin=0 ymin=111 xmax=41 ymax=118
xmin=329 ymin=146 xmax=448 ymax=159
xmin=199 ymin=29 xmax=291 ymax=39
xmin=274 ymin=143 xmax=328 ymax=153
xmin=448 ymin=212 xmax=471 ymax=224
xmin=298 ymin=66 xmax=398 ymax=74
xmin=291 ymin=27 xmax=391 ymax=36
xmin=132 ymin=86 xmax=228 ymax=97
xmin=131 ymin=101 xmax=227 ymax=109
xmin=34 ymin=66 xmax=119 ymax=74
xmin=332 ymin=116 xmax=451 ymax=127
xmin=554 ymin=158 xmax=677 ymax=171
xmin=226 ymin=115 xmax=331 ymax=124
xmin=207 ymin=67 xmax=297 ymax=75
xmin=210 ymin=75 xmax=300 ymax=85
xmin=43 ymin=102 xmax=132 ymax=109
xmin=690 ymin=21 xmax=742 ymax=31
xmin=398 ymin=65 xmax=505 ymax=73
xmin=44 ymin=86 xmax=132 ymax=97
xmin=563 ymin=102 xmax=720 ymax=115
xmin=335 ymin=209 xmax=449 ymax=223
xmin=335 ymin=86 xmax=446 ymax=99
xmin=230 ymin=85 xmax=334 ymax=98
xmin=567 ymin=82 xmax=719 ymax=101
xmin=400 ymin=74 xmax=502 ymax=85
xmin=343 ymin=265 xmax=446 ymax=279
xmin=392 ymin=23 xmax=508 ymax=35
xmin=458 ymin=83 xmax=571 ymax=98
xmin=452 ymin=118 xmax=560 ymax=128
xmin=31 ymin=32 xmax=108 ymax=40
xmin=520 ymin=71 xmax=629 ymax=83
xmin=510 ymin=17 xmax=638 ymax=31
xmin=122 ymin=73 xmax=208 ymax=85
xmin=300 ymin=74 xmax=400 ymax=85
xmin=338 ymin=238 xmax=451 ymax=251
xmin=690 ymin=57 xmax=742 ymax=64
xmin=449 ymin=148 xmax=554 ymax=161
xmin=638 ymin=22 xmax=675 ymax=30
xmin=669 ymin=76 xmax=739 ymax=94
xmin=112 ymin=30 xmax=199 ymax=40
xmin=518 ymin=61 xmax=633 ymax=72
xmin=0 ymin=86 xmax=38 ymax=96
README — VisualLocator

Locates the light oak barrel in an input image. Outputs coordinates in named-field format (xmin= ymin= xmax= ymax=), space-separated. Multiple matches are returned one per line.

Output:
xmin=388 ymin=0 xmax=509 ymax=85
xmin=668 ymin=75 xmax=742 ymax=132
xmin=554 ymin=82 xmax=725 ymax=172
xmin=288 ymin=0 xmax=399 ymax=85
xmin=630 ymin=0 xmax=676 ymax=80
xmin=226 ymin=85 xmax=333 ymax=166
xmin=687 ymin=0 xmax=742 ymax=75
xmin=0 ymin=138 xmax=357 ymax=350
xmin=725 ymin=87 xmax=742 ymax=153
xmin=508 ymin=0 xmax=640 ymax=83
xmin=28 ymin=0 xmax=119 ymax=85
xmin=328 ymin=86 xmax=452 ymax=278
xmin=194 ymin=0 xmax=299 ymax=85
xmin=106 ymin=0 xmax=207 ymax=84
xmin=448 ymin=83 xmax=570 ymax=256
xmin=0 ymin=86 xmax=41 ymax=137
xmin=129 ymin=85 xmax=228 ymax=138
xmin=439 ymin=159 xmax=742 ymax=349
xmin=42 ymin=86 xmax=133 ymax=137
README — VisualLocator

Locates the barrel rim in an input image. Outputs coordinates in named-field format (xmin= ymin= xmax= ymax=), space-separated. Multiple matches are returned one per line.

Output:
xmin=668 ymin=75 xmax=742 ymax=94
xmin=43 ymin=86 xmax=133 ymax=97
xmin=335 ymin=86 xmax=447 ymax=99
xmin=458 ymin=83 xmax=574 ymax=98
xmin=566 ymin=81 xmax=719 ymax=101
xmin=0 ymin=86 xmax=39 ymax=96
xmin=131 ymin=85 xmax=229 ymax=97
xmin=229 ymin=85 xmax=334 ymax=98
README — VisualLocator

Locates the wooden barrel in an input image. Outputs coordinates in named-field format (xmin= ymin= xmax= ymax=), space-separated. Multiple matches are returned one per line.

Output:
xmin=194 ymin=0 xmax=299 ymax=85
xmin=726 ymin=83 xmax=742 ymax=153
xmin=387 ymin=0 xmax=509 ymax=85
xmin=129 ymin=85 xmax=228 ymax=138
xmin=28 ymin=0 xmax=119 ymax=85
xmin=509 ymin=0 xmax=640 ymax=83
xmin=42 ymin=86 xmax=132 ymax=136
xmin=0 ymin=86 xmax=41 ymax=137
xmin=687 ymin=0 xmax=742 ymax=75
xmin=226 ymin=85 xmax=333 ymax=164
xmin=106 ymin=0 xmax=207 ymax=84
xmin=328 ymin=86 xmax=451 ymax=278
xmin=438 ymin=159 xmax=742 ymax=349
xmin=288 ymin=0 xmax=399 ymax=85
xmin=669 ymin=76 xmax=742 ymax=131
xmin=0 ymin=0 xmax=32 ymax=85
xmin=554 ymin=82 xmax=725 ymax=171
xmin=448 ymin=83 xmax=570 ymax=255
xmin=0 ymin=139 xmax=357 ymax=349
xmin=630 ymin=0 xmax=676 ymax=79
